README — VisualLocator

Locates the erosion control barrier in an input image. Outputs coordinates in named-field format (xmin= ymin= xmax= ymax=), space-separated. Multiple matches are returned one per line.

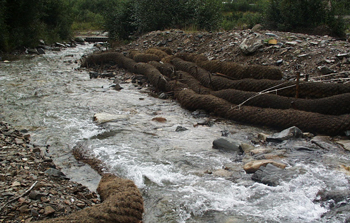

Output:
xmin=133 ymin=53 xmax=161 ymax=63
xmin=212 ymin=89 xmax=350 ymax=115
xmin=170 ymin=57 xmax=350 ymax=98
xmin=176 ymin=52 xmax=283 ymax=80
xmin=35 ymin=174 xmax=143 ymax=223
xmin=81 ymin=52 xmax=350 ymax=135
xmin=146 ymin=48 xmax=170 ymax=59
xmin=175 ymin=88 xmax=350 ymax=135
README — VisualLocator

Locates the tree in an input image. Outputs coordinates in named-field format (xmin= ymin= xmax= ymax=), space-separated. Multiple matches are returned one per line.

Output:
xmin=264 ymin=0 xmax=346 ymax=37
xmin=0 ymin=0 xmax=73 ymax=52
xmin=104 ymin=0 xmax=223 ymax=40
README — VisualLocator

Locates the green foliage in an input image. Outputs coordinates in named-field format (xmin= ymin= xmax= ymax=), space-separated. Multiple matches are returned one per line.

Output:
xmin=0 ymin=0 xmax=73 ymax=52
xmin=0 ymin=0 xmax=9 ymax=51
xmin=104 ymin=0 xmax=136 ymax=40
xmin=264 ymin=0 xmax=346 ymax=37
xmin=221 ymin=0 xmax=266 ymax=30
xmin=104 ymin=0 xmax=223 ymax=40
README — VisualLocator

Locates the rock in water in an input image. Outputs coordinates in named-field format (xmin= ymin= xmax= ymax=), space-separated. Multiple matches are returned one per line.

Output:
xmin=243 ymin=159 xmax=286 ymax=173
xmin=93 ymin=113 xmax=129 ymax=124
xmin=266 ymin=126 xmax=303 ymax=142
xmin=251 ymin=163 xmax=291 ymax=186
xmin=212 ymin=138 xmax=242 ymax=154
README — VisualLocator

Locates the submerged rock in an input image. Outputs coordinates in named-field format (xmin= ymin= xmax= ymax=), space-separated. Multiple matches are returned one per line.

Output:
xmin=212 ymin=138 xmax=242 ymax=154
xmin=251 ymin=163 xmax=291 ymax=186
xmin=93 ymin=113 xmax=129 ymax=124
xmin=266 ymin=126 xmax=303 ymax=142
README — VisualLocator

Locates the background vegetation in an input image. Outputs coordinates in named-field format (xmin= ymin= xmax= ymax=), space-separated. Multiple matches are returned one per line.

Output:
xmin=0 ymin=0 xmax=72 ymax=52
xmin=0 ymin=0 xmax=349 ymax=53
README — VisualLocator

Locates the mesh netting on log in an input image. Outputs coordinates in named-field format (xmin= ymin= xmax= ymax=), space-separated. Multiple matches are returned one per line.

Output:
xmin=148 ymin=62 xmax=210 ymax=94
xmin=176 ymin=53 xmax=283 ymax=80
xmin=162 ymin=55 xmax=176 ymax=63
xmin=158 ymin=47 xmax=173 ymax=55
xmin=175 ymin=88 xmax=350 ymax=135
xmin=133 ymin=63 xmax=169 ymax=91
xmin=81 ymin=52 xmax=124 ymax=67
xmin=80 ymin=52 xmax=350 ymax=135
xmin=176 ymin=52 xmax=208 ymax=63
xmin=133 ymin=53 xmax=161 ymax=63
xmin=171 ymin=57 xmax=350 ymax=98
xmin=175 ymin=71 xmax=212 ymax=94
xmin=128 ymin=50 xmax=140 ymax=59
xmin=146 ymin=48 xmax=169 ymax=59
xmin=148 ymin=61 xmax=175 ymax=78
xmin=212 ymin=89 xmax=350 ymax=115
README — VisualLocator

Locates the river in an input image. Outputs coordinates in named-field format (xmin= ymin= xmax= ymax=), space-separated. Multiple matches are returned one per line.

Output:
xmin=1 ymin=44 xmax=349 ymax=222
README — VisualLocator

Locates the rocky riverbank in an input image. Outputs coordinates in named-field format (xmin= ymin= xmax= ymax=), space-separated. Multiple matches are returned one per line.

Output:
xmin=115 ymin=28 xmax=350 ymax=83
xmin=0 ymin=122 xmax=100 ymax=222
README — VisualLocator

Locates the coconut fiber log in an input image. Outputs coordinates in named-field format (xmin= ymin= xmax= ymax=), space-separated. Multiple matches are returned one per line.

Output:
xmin=176 ymin=53 xmax=283 ymax=80
xmin=35 ymin=174 xmax=143 ymax=223
xmin=81 ymin=52 xmax=125 ymax=67
xmin=175 ymin=88 xmax=350 ymax=135
xmin=148 ymin=61 xmax=175 ymax=78
xmin=146 ymin=48 xmax=169 ymax=59
xmin=212 ymin=89 xmax=350 ymax=115
xmin=133 ymin=53 xmax=161 ymax=63
xmin=171 ymin=57 xmax=350 ymax=98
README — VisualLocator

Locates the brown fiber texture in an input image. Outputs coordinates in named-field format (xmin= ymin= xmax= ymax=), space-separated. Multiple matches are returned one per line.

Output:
xmin=35 ymin=174 xmax=143 ymax=223
xmin=81 ymin=52 xmax=350 ymax=135
xmin=170 ymin=57 xmax=350 ymax=98
xmin=176 ymin=52 xmax=283 ymax=80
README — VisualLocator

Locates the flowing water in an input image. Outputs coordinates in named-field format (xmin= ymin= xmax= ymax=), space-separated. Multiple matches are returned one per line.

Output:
xmin=1 ymin=44 xmax=350 ymax=222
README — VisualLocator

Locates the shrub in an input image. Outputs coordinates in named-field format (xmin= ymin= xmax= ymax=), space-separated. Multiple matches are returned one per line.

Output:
xmin=264 ymin=0 xmax=346 ymax=37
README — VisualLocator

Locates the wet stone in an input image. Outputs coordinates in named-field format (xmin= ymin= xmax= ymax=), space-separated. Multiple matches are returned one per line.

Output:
xmin=251 ymin=163 xmax=292 ymax=186
xmin=44 ymin=205 xmax=55 ymax=215
xmin=212 ymin=138 xmax=242 ymax=154
xmin=266 ymin=126 xmax=303 ymax=142
xmin=175 ymin=126 xmax=188 ymax=132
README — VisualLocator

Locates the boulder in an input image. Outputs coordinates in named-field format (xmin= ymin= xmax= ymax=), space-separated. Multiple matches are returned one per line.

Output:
xmin=266 ymin=126 xmax=303 ymax=142
xmin=75 ymin=37 xmax=85 ymax=43
xmin=239 ymin=35 xmax=263 ymax=55
xmin=243 ymin=159 xmax=286 ymax=173
xmin=251 ymin=163 xmax=290 ymax=186
xmin=93 ymin=113 xmax=129 ymax=124
xmin=26 ymin=48 xmax=39 ymax=55
xmin=240 ymin=143 xmax=255 ymax=153
xmin=36 ymin=47 xmax=45 ymax=54
xmin=336 ymin=140 xmax=350 ymax=151
xmin=311 ymin=136 xmax=343 ymax=151
xmin=318 ymin=66 xmax=334 ymax=75
xmin=212 ymin=138 xmax=242 ymax=154
xmin=34 ymin=174 xmax=144 ymax=223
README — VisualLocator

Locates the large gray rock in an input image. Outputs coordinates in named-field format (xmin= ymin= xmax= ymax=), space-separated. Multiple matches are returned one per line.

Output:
xmin=251 ymin=163 xmax=292 ymax=186
xmin=267 ymin=126 xmax=303 ymax=142
xmin=239 ymin=35 xmax=263 ymax=55
xmin=212 ymin=138 xmax=242 ymax=154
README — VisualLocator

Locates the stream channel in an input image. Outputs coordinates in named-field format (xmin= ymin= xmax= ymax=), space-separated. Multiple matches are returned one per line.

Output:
xmin=1 ymin=44 xmax=350 ymax=223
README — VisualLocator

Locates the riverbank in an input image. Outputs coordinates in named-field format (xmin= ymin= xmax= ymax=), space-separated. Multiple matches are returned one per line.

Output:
xmin=0 ymin=121 xmax=100 ymax=222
